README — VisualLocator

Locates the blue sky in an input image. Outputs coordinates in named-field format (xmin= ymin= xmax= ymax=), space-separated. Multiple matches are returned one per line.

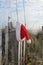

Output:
xmin=0 ymin=0 xmax=43 ymax=33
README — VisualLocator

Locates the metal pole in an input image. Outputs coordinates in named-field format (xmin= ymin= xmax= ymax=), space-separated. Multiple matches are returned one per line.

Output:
xmin=20 ymin=41 xmax=22 ymax=65
xmin=23 ymin=0 xmax=26 ymax=63
xmin=23 ymin=0 xmax=26 ymax=26
xmin=5 ymin=26 xmax=8 ymax=65
xmin=16 ymin=0 xmax=19 ymax=22
xmin=23 ymin=39 xmax=26 ymax=65
xmin=0 ymin=29 xmax=2 ymax=65
xmin=18 ymin=41 xmax=21 ymax=65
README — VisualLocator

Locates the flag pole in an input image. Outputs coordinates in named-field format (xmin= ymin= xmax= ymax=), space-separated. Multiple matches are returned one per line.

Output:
xmin=23 ymin=0 xmax=26 ymax=26
xmin=23 ymin=38 xmax=26 ymax=65
xmin=23 ymin=1 xmax=26 ymax=64
xmin=16 ymin=0 xmax=21 ymax=65
xmin=18 ymin=41 xmax=21 ymax=65
xmin=20 ymin=41 xmax=22 ymax=65
xmin=16 ymin=0 xmax=19 ymax=22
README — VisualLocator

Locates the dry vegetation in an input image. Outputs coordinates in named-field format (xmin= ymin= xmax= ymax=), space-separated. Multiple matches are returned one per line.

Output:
xmin=2 ymin=25 xmax=43 ymax=65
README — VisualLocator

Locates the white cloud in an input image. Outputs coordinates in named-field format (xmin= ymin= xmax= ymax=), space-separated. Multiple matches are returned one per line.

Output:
xmin=0 ymin=0 xmax=43 ymax=33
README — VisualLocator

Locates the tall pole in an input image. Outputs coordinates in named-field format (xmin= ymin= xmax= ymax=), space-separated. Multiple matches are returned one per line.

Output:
xmin=23 ymin=39 xmax=26 ymax=65
xmin=23 ymin=1 xmax=26 ymax=65
xmin=20 ymin=42 xmax=22 ymax=65
xmin=16 ymin=0 xmax=21 ymax=65
xmin=23 ymin=0 xmax=26 ymax=26
xmin=16 ymin=0 xmax=19 ymax=22
xmin=18 ymin=41 xmax=21 ymax=65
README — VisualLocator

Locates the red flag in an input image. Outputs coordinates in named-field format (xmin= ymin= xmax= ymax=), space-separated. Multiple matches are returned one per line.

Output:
xmin=16 ymin=22 xmax=31 ymax=43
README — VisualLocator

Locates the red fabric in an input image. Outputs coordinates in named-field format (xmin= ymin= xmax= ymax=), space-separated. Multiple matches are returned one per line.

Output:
xmin=20 ymin=24 xmax=30 ymax=40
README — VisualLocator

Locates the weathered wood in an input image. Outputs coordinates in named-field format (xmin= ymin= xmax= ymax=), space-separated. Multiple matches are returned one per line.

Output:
xmin=14 ymin=31 xmax=18 ymax=65
xmin=11 ymin=29 xmax=15 ymax=65
xmin=0 ymin=29 xmax=2 ymax=65
xmin=5 ymin=26 xmax=8 ymax=65
xmin=8 ymin=22 xmax=18 ymax=65
xmin=9 ymin=22 xmax=15 ymax=65
xmin=2 ymin=22 xmax=26 ymax=65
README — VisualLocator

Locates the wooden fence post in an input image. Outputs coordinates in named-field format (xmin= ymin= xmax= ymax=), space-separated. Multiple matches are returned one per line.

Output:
xmin=8 ymin=22 xmax=15 ymax=65
xmin=11 ymin=29 xmax=15 ymax=65
xmin=5 ymin=26 xmax=8 ymax=65
xmin=0 ymin=29 xmax=2 ymax=65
